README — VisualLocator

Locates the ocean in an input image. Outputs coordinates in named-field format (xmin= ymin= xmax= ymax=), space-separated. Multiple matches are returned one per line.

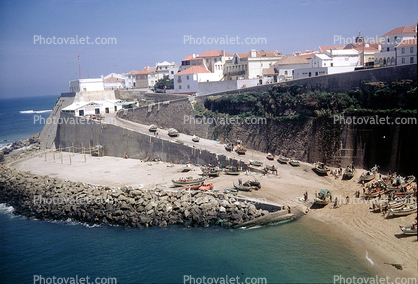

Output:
xmin=0 ymin=96 xmax=376 ymax=283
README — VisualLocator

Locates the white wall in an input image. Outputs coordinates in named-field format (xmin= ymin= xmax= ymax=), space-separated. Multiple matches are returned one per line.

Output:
xmin=69 ymin=78 xmax=104 ymax=92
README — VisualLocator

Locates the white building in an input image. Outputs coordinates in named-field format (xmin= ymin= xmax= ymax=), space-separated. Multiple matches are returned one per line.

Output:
xmin=156 ymin=61 xmax=179 ymax=80
xmin=396 ymin=38 xmax=417 ymax=65
xmin=173 ymin=66 xmax=223 ymax=94
xmin=179 ymin=50 xmax=233 ymax=74
xmin=124 ymin=70 xmax=139 ymax=89
xmin=294 ymin=49 xmax=360 ymax=79
xmin=224 ymin=49 xmax=283 ymax=81
xmin=103 ymin=73 xmax=125 ymax=90
xmin=69 ymin=78 xmax=104 ymax=92
xmin=374 ymin=24 xmax=417 ymax=66
xmin=62 ymin=100 xmax=134 ymax=117
xmin=272 ymin=55 xmax=310 ymax=81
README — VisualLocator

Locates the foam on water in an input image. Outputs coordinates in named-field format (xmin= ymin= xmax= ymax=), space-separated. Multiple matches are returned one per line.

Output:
xmin=366 ymin=250 xmax=375 ymax=265
xmin=19 ymin=109 xmax=52 ymax=114
xmin=0 ymin=203 xmax=14 ymax=214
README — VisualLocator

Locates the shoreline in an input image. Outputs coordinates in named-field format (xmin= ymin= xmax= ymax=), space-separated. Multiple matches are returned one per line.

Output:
xmin=2 ymin=149 xmax=417 ymax=280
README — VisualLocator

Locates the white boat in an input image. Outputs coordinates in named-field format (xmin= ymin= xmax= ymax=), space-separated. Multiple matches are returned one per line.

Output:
xmin=399 ymin=225 xmax=417 ymax=235
xmin=249 ymin=159 xmax=263 ymax=167
xmin=168 ymin=128 xmax=179 ymax=137
xmin=149 ymin=124 xmax=157 ymax=132
xmin=289 ymin=159 xmax=300 ymax=166
xmin=192 ymin=135 xmax=200 ymax=142
xmin=360 ymin=165 xmax=378 ymax=182
xmin=388 ymin=204 xmax=417 ymax=216
xmin=172 ymin=176 xmax=205 ymax=187
xmin=277 ymin=155 xmax=289 ymax=164
xmin=314 ymin=162 xmax=330 ymax=175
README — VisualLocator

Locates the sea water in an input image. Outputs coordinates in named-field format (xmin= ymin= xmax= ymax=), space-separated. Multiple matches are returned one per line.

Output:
xmin=0 ymin=96 xmax=376 ymax=283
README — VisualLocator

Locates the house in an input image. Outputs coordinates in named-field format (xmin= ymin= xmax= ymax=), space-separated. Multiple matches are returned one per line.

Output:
xmin=124 ymin=70 xmax=139 ymax=89
xmin=272 ymin=55 xmax=310 ymax=81
xmin=319 ymin=46 xmax=345 ymax=53
xmin=374 ymin=24 xmax=417 ymax=66
xmin=103 ymin=73 xmax=125 ymax=90
xmin=294 ymin=49 xmax=360 ymax=79
xmin=156 ymin=61 xmax=179 ymax=80
xmin=62 ymin=100 xmax=135 ymax=116
xmin=178 ymin=50 xmax=233 ymax=73
xmin=344 ymin=42 xmax=381 ymax=67
xmin=396 ymin=38 xmax=417 ymax=65
xmin=69 ymin=78 xmax=104 ymax=92
xmin=173 ymin=66 xmax=223 ymax=94
xmin=224 ymin=49 xmax=283 ymax=81
xmin=136 ymin=67 xmax=158 ymax=89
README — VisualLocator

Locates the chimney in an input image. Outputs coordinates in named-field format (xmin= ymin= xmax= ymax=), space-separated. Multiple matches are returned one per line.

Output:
xmin=250 ymin=49 xmax=256 ymax=57
xmin=221 ymin=50 xmax=225 ymax=56
xmin=192 ymin=54 xmax=196 ymax=59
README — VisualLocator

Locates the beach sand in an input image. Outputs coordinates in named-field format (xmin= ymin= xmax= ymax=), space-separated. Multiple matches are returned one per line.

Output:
xmin=8 ymin=152 xmax=418 ymax=279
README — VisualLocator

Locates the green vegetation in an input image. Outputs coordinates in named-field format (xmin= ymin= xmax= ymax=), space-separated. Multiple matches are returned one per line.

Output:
xmin=197 ymin=80 xmax=417 ymax=119
xmin=154 ymin=75 xmax=174 ymax=90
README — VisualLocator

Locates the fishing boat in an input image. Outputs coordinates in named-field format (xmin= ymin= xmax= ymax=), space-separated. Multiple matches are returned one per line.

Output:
xmin=388 ymin=204 xmax=417 ymax=216
xmin=364 ymin=188 xmax=385 ymax=198
xmin=233 ymin=183 xmax=252 ymax=192
xmin=266 ymin=153 xmax=275 ymax=160
xmin=225 ymin=143 xmax=233 ymax=151
xmin=172 ymin=176 xmax=205 ymax=187
xmin=343 ymin=165 xmax=355 ymax=180
xmin=249 ymin=159 xmax=263 ymax=167
xmin=224 ymin=188 xmax=238 ymax=195
xmin=387 ymin=197 xmax=407 ymax=209
xmin=387 ymin=176 xmax=406 ymax=190
xmin=360 ymin=165 xmax=378 ymax=182
xmin=198 ymin=182 xmax=214 ymax=191
xmin=235 ymin=144 xmax=247 ymax=155
xmin=182 ymin=164 xmax=193 ymax=172
xmin=277 ymin=155 xmax=289 ymax=164
xmin=182 ymin=183 xmax=203 ymax=190
xmin=225 ymin=166 xmax=240 ymax=175
xmin=168 ymin=128 xmax=179 ymax=137
xmin=314 ymin=162 xmax=330 ymax=175
xmin=289 ymin=159 xmax=300 ymax=166
xmin=399 ymin=224 xmax=417 ymax=235
xmin=201 ymin=166 xmax=222 ymax=177
xmin=192 ymin=135 xmax=200 ymax=142
xmin=149 ymin=124 xmax=157 ymax=132
xmin=245 ymin=178 xmax=261 ymax=189
xmin=314 ymin=189 xmax=332 ymax=206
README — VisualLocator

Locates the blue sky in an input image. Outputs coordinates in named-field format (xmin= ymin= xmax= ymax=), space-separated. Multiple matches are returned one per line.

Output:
xmin=0 ymin=0 xmax=417 ymax=98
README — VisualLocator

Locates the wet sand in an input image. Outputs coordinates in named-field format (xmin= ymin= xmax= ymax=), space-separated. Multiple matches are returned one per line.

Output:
xmin=8 ymin=152 xmax=418 ymax=279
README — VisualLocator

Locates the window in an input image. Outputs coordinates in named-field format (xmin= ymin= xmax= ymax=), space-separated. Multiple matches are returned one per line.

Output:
xmin=171 ymin=71 xmax=174 ymax=74
xmin=186 ymin=75 xmax=189 ymax=80
xmin=411 ymin=57 xmax=414 ymax=63
xmin=331 ymin=63 xmax=333 ymax=67
xmin=387 ymin=38 xmax=390 ymax=43
xmin=402 ymin=47 xmax=405 ymax=54
xmin=410 ymin=47 xmax=414 ymax=53
xmin=114 ymin=106 xmax=117 ymax=111
xmin=187 ymin=85 xmax=190 ymax=89
xmin=387 ymin=48 xmax=390 ymax=51
xmin=284 ymin=71 xmax=288 ymax=75
xmin=402 ymin=58 xmax=405 ymax=63
xmin=95 ymin=108 xmax=100 ymax=115
xmin=179 ymin=85 xmax=182 ymax=89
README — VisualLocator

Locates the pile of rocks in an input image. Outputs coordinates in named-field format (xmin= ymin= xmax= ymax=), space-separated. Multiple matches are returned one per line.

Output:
xmin=0 ymin=133 xmax=41 ymax=160
xmin=0 ymin=166 xmax=268 ymax=228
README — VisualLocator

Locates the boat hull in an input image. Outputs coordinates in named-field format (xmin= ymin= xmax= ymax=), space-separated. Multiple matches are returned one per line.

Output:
xmin=172 ymin=177 xmax=205 ymax=187
xmin=233 ymin=183 xmax=252 ymax=192
xmin=399 ymin=225 xmax=417 ymax=235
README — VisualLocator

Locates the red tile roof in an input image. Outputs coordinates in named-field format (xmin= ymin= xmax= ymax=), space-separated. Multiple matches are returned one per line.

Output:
xmin=262 ymin=68 xmax=278 ymax=75
xmin=273 ymin=55 xmax=310 ymax=65
xmin=175 ymin=66 xmax=210 ymax=75
xmin=319 ymin=46 xmax=345 ymax=52
xmin=382 ymin=26 xmax=416 ymax=37
xmin=236 ymin=50 xmax=282 ymax=58
xmin=344 ymin=42 xmax=380 ymax=51
xmin=127 ymin=70 xmax=139 ymax=74
xmin=397 ymin=38 xmax=417 ymax=47
xmin=197 ymin=50 xmax=234 ymax=58
xmin=297 ymin=53 xmax=319 ymax=59
xmin=137 ymin=67 xmax=156 ymax=75
xmin=181 ymin=54 xmax=196 ymax=61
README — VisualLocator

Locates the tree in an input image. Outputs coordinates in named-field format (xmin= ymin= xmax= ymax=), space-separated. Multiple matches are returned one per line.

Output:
xmin=154 ymin=75 xmax=174 ymax=91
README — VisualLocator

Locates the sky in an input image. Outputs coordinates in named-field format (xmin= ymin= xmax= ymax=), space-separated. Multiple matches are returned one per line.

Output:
xmin=0 ymin=0 xmax=417 ymax=98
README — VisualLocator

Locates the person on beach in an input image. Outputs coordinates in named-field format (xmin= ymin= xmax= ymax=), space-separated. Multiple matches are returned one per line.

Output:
xmin=346 ymin=196 xmax=349 ymax=204
xmin=334 ymin=197 xmax=338 ymax=208
xmin=287 ymin=206 xmax=291 ymax=214
xmin=305 ymin=191 xmax=308 ymax=201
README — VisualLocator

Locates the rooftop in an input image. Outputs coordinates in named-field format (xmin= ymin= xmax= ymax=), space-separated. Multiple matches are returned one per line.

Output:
xmin=273 ymin=55 xmax=310 ymax=66
xmin=197 ymin=50 xmax=233 ymax=58
xmin=175 ymin=66 xmax=211 ymax=75
xmin=382 ymin=25 xmax=417 ymax=37
xmin=319 ymin=46 xmax=345 ymax=52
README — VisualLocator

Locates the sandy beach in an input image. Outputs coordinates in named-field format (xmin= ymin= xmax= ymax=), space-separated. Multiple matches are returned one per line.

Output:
xmin=7 ymin=150 xmax=417 ymax=280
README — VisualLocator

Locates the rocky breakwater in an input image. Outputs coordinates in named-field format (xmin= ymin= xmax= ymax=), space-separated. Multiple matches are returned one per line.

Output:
xmin=0 ymin=166 xmax=269 ymax=228
xmin=1 ymin=133 xmax=41 ymax=161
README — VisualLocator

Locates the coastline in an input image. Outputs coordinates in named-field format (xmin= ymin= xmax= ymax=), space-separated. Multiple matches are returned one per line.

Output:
xmin=2 ymin=149 xmax=417 ymax=280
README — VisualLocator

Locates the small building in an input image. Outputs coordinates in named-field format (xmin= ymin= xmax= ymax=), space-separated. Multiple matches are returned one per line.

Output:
xmin=69 ymin=78 xmax=104 ymax=92
xmin=124 ymin=70 xmax=139 ymax=89
xmin=173 ymin=66 xmax=223 ymax=94
xmin=136 ymin=67 xmax=158 ymax=89
xmin=62 ymin=100 xmax=135 ymax=116
xmin=294 ymin=49 xmax=360 ymax=79
xmin=103 ymin=73 xmax=125 ymax=90
xmin=272 ymin=55 xmax=310 ymax=81
xmin=156 ymin=61 xmax=179 ymax=80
